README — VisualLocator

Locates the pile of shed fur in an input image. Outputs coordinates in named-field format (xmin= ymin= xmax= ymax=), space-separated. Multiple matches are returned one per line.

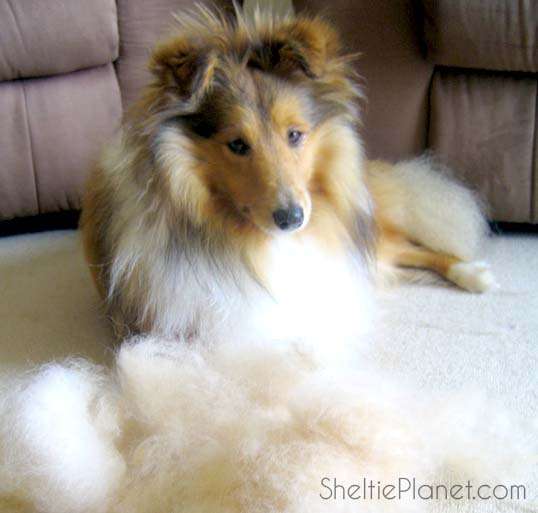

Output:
xmin=0 ymin=336 xmax=534 ymax=513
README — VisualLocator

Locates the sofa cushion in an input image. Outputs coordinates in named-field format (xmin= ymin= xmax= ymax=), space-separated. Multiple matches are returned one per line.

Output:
xmin=423 ymin=0 xmax=538 ymax=72
xmin=0 ymin=64 xmax=122 ymax=220
xmin=429 ymin=69 xmax=536 ymax=222
xmin=0 ymin=0 xmax=119 ymax=81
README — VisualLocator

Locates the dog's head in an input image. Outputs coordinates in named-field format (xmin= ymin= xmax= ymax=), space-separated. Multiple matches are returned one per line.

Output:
xmin=145 ymin=7 xmax=364 ymax=237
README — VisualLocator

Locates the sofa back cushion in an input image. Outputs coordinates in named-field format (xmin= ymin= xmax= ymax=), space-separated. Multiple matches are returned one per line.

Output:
xmin=0 ymin=0 xmax=119 ymax=81
xmin=423 ymin=0 xmax=538 ymax=73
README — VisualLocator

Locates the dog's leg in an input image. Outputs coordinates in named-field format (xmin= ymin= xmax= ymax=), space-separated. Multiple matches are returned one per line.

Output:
xmin=376 ymin=224 xmax=496 ymax=292
xmin=392 ymin=241 xmax=496 ymax=293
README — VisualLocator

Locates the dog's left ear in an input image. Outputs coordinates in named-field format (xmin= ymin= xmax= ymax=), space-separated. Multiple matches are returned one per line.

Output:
xmin=248 ymin=17 xmax=342 ymax=79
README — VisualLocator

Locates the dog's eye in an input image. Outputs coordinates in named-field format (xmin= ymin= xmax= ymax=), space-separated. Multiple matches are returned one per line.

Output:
xmin=288 ymin=129 xmax=304 ymax=147
xmin=227 ymin=138 xmax=250 ymax=156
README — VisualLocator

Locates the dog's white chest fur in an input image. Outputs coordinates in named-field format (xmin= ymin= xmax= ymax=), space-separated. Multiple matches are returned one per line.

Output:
xmin=160 ymin=235 xmax=374 ymax=365
xmin=250 ymin=237 xmax=373 ymax=358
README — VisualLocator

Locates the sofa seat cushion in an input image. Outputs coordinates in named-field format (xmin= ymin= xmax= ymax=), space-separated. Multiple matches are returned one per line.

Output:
xmin=423 ymin=0 xmax=538 ymax=72
xmin=0 ymin=0 xmax=119 ymax=81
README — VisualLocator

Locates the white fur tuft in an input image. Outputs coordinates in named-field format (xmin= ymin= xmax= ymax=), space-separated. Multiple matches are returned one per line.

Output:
xmin=0 ymin=362 xmax=125 ymax=513
xmin=447 ymin=261 xmax=498 ymax=293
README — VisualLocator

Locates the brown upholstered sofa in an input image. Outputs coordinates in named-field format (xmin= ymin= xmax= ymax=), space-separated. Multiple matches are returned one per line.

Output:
xmin=1 ymin=0 xmax=536 ymax=225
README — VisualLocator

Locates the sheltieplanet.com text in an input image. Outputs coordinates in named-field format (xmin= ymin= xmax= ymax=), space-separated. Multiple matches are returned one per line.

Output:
xmin=320 ymin=478 xmax=527 ymax=501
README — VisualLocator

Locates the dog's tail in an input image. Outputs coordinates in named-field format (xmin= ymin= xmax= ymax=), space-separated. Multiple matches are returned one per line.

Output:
xmin=366 ymin=156 xmax=496 ymax=292
xmin=366 ymin=155 xmax=489 ymax=262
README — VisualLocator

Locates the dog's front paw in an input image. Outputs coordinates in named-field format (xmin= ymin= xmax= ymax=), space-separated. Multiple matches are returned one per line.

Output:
xmin=447 ymin=261 xmax=498 ymax=293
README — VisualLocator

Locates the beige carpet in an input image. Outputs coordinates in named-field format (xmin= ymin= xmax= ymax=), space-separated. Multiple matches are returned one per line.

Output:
xmin=370 ymin=234 xmax=538 ymax=421
xmin=0 ymin=230 xmax=537 ymax=510
xmin=0 ymin=230 xmax=115 ymax=368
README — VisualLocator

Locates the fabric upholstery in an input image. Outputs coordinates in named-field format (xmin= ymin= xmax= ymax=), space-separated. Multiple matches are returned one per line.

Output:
xmin=422 ymin=0 xmax=538 ymax=73
xmin=294 ymin=0 xmax=434 ymax=162
xmin=429 ymin=69 xmax=536 ymax=223
xmin=0 ymin=65 xmax=122 ymax=219
xmin=0 ymin=0 xmax=119 ymax=81
xmin=0 ymin=82 xmax=39 ymax=218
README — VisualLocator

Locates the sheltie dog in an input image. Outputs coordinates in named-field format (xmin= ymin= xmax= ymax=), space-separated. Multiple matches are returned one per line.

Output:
xmin=80 ymin=6 xmax=495 ymax=361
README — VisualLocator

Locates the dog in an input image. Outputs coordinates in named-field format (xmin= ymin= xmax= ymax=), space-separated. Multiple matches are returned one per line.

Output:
xmin=80 ymin=5 xmax=495 ymax=361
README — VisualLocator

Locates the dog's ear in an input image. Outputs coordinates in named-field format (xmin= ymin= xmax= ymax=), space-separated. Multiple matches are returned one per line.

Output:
xmin=149 ymin=39 xmax=217 ymax=107
xmin=248 ymin=17 xmax=342 ymax=79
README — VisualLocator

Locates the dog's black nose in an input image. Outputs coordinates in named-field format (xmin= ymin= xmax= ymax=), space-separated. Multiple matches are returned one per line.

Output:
xmin=272 ymin=205 xmax=304 ymax=231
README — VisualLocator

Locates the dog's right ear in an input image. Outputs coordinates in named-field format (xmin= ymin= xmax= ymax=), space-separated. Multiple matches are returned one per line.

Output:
xmin=149 ymin=39 xmax=217 ymax=108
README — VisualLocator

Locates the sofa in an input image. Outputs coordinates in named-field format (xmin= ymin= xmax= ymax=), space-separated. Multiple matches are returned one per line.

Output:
xmin=1 ymin=0 xmax=537 ymax=225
